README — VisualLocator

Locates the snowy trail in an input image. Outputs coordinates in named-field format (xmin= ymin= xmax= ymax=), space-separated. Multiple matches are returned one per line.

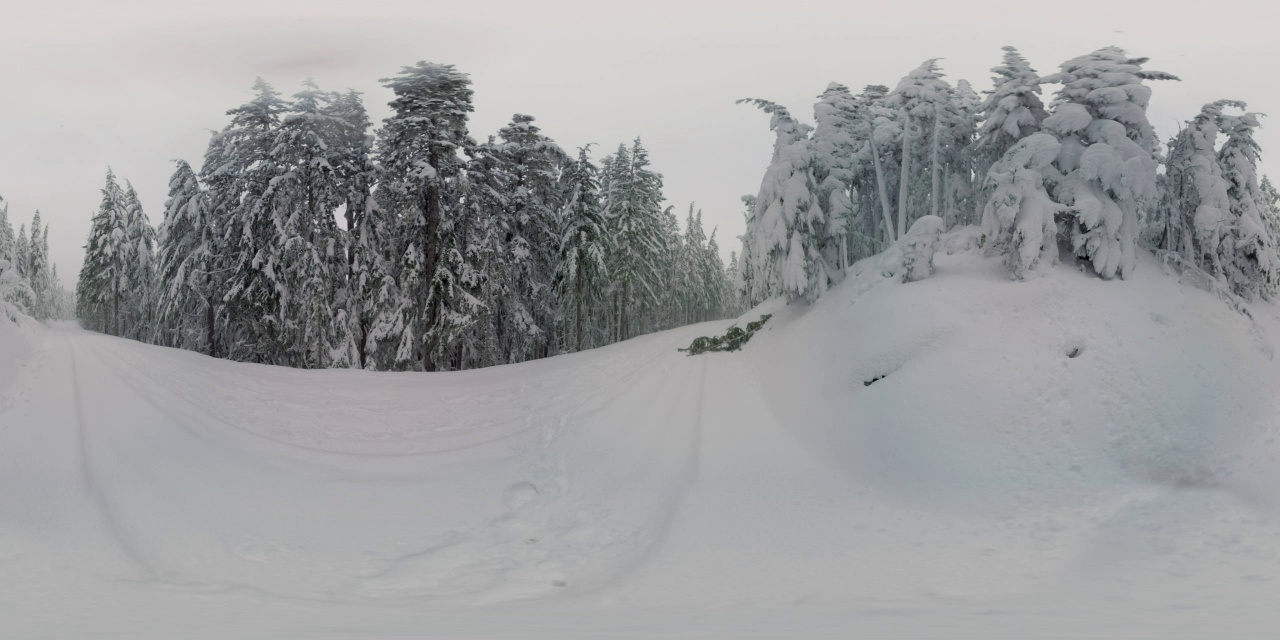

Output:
xmin=6 ymin=251 xmax=1280 ymax=636
xmin=2 ymin=321 xmax=729 ymax=625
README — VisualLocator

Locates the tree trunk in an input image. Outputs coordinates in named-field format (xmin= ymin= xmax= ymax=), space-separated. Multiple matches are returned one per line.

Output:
xmin=931 ymin=115 xmax=942 ymax=219
xmin=315 ymin=304 xmax=324 ymax=370
xmin=358 ymin=318 xmax=368 ymax=370
xmin=422 ymin=147 xmax=442 ymax=373
xmin=345 ymin=198 xmax=356 ymax=275
xmin=206 ymin=292 xmax=215 ymax=358
xmin=871 ymin=132 xmax=895 ymax=243
xmin=620 ymin=281 xmax=629 ymax=342
xmin=898 ymin=112 xmax=912 ymax=240
xmin=575 ymin=269 xmax=584 ymax=352
xmin=346 ymin=196 xmax=366 ymax=370
xmin=945 ymin=171 xmax=955 ymax=227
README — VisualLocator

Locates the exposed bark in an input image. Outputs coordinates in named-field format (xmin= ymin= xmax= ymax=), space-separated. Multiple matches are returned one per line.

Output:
xmin=897 ymin=111 xmax=912 ymax=240
xmin=870 ymin=130 xmax=896 ymax=243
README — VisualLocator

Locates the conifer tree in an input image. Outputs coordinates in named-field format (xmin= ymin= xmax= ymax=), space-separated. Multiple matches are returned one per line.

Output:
xmin=157 ymin=159 xmax=216 ymax=352
xmin=266 ymin=80 xmax=355 ymax=368
xmin=487 ymin=114 xmax=568 ymax=362
xmin=0 ymin=196 xmax=13 ymax=267
xmin=121 ymin=182 xmax=157 ymax=340
xmin=1040 ymin=47 xmax=1178 ymax=279
xmin=1261 ymin=175 xmax=1280 ymax=242
xmin=738 ymin=99 xmax=840 ymax=302
xmin=14 ymin=224 xmax=28 ymax=280
xmin=555 ymin=146 xmax=608 ymax=351
xmin=944 ymin=79 xmax=981 ymax=225
xmin=884 ymin=60 xmax=954 ymax=236
xmin=376 ymin=62 xmax=476 ymax=370
xmin=810 ymin=83 xmax=861 ymax=268
xmin=86 ymin=62 xmax=725 ymax=367
xmin=734 ymin=195 xmax=758 ymax=305
xmin=77 ymin=170 xmax=130 ymax=334
xmin=0 ymin=199 xmax=33 ymax=316
xmin=602 ymin=139 xmax=666 ymax=340
xmin=1151 ymin=101 xmax=1236 ymax=276
xmin=325 ymin=89 xmax=377 ymax=368
xmin=1216 ymin=107 xmax=1277 ymax=299
xmin=863 ymin=85 xmax=899 ymax=246
xmin=210 ymin=78 xmax=289 ymax=361
xmin=980 ymin=133 xmax=1064 ymax=278
xmin=27 ymin=212 xmax=49 ymax=318
xmin=974 ymin=47 xmax=1048 ymax=197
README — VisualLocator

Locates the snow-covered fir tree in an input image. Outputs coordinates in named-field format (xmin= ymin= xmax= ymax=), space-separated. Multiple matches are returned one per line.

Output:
xmin=1150 ymin=101 xmax=1237 ymax=278
xmin=602 ymin=139 xmax=666 ymax=340
xmin=884 ymin=60 xmax=956 ymax=236
xmin=120 ymin=182 xmax=157 ymax=340
xmin=1039 ymin=47 xmax=1178 ymax=280
xmin=375 ymin=62 xmax=477 ymax=371
xmin=487 ymin=114 xmax=569 ymax=363
xmin=265 ymin=80 xmax=357 ymax=368
xmin=1261 ymin=175 xmax=1280 ymax=243
xmin=325 ymin=89 xmax=378 ymax=368
xmin=25 ymin=212 xmax=52 ymax=320
xmin=738 ymin=99 xmax=840 ymax=303
xmin=77 ymin=170 xmax=130 ymax=334
xmin=0 ymin=196 xmax=13 ymax=268
xmin=207 ymin=78 xmax=289 ymax=361
xmin=863 ymin=85 xmax=900 ymax=247
xmin=656 ymin=204 xmax=683 ymax=331
xmin=555 ymin=145 xmax=608 ymax=351
xmin=0 ymin=197 xmax=33 ymax=317
xmin=156 ymin=159 xmax=216 ymax=352
xmin=980 ymin=133 xmax=1064 ymax=278
xmin=734 ymin=195 xmax=758 ymax=304
xmin=1216 ymin=106 xmax=1277 ymax=300
xmin=943 ymin=79 xmax=981 ymax=226
xmin=810 ymin=83 xmax=865 ymax=268
xmin=14 ymin=223 xmax=29 ymax=282
xmin=973 ymin=46 xmax=1048 ymax=205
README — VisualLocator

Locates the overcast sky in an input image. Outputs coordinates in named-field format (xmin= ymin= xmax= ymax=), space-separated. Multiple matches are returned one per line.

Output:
xmin=2 ymin=0 xmax=1276 ymax=286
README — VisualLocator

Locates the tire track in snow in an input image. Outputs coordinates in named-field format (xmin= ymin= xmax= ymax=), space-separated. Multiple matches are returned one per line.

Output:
xmin=602 ymin=356 xmax=709 ymax=589
xmin=65 ymin=335 xmax=158 ymax=577
xmin=82 ymin=329 xmax=677 ymax=459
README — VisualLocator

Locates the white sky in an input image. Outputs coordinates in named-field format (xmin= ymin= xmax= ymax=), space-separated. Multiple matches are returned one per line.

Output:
xmin=2 ymin=0 xmax=1276 ymax=286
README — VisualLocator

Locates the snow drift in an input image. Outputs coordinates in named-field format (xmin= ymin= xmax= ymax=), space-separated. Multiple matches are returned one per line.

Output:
xmin=3 ymin=239 xmax=1280 ymax=637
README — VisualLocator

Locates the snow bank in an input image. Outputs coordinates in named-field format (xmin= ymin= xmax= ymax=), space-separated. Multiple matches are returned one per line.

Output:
xmin=0 ymin=308 xmax=41 ymax=399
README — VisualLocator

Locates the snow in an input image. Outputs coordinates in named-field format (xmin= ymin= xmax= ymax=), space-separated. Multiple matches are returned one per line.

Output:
xmin=5 ymin=242 xmax=1280 ymax=636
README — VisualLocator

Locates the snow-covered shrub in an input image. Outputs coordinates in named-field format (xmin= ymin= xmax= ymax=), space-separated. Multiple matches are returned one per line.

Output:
xmin=897 ymin=215 xmax=944 ymax=282
xmin=980 ymin=133 xmax=1064 ymax=279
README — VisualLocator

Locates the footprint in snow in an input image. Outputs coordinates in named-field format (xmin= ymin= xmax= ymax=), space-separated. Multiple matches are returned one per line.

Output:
xmin=503 ymin=481 xmax=538 ymax=510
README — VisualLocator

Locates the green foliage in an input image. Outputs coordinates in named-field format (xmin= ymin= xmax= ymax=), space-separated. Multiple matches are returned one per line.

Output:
xmin=678 ymin=314 xmax=771 ymax=355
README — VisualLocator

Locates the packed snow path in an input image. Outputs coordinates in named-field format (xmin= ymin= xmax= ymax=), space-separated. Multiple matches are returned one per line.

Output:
xmin=4 ymin=251 xmax=1280 ymax=637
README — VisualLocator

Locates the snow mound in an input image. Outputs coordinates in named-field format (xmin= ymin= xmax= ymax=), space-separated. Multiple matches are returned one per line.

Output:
xmin=4 ymin=239 xmax=1280 ymax=636
xmin=0 ymin=310 xmax=43 ymax=403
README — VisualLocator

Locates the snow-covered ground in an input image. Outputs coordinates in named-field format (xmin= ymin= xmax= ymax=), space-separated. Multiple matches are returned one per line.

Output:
xmin=4 ymin=246 xmax=1280 ymax=637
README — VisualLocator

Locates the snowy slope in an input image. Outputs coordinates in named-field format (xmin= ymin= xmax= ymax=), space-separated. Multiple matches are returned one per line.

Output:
xmin=3 ymin=244 xmax=1280 ymax=637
